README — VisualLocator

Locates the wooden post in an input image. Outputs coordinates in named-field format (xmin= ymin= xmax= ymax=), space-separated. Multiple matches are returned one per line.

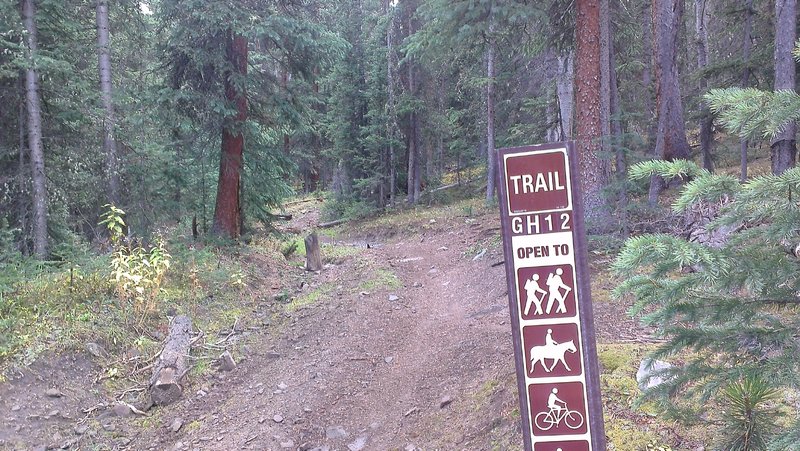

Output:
xmin=305 ymin=232 xmax=323 ymax=271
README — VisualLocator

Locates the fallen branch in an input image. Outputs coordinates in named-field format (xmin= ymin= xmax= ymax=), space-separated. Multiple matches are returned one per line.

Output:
xmin=149 ymin=315 xmax=193 ymax=406
xmin=319 ymin=218 xmax=348 ymax=228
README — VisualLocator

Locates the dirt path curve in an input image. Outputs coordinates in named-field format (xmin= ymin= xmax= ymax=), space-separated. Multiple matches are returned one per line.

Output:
xmin=137 ymin=212 xmax=521 ymax=451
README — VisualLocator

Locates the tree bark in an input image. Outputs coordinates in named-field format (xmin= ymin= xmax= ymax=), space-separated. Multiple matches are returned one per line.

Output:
xmin=740 ymin=0 xmax=753 ymax=181
xmin=556 ymin=51 xmax=574 ymax=140
xmin=96 ymin=0 xmax=120 ymax=204
xmin=695 ymin=0 xmax=714 ymax=171
xmin=211 ymin=32 xmax=248 ymax=238
xmin=22 ymin=0 xmax=48 ymax=259
xmin=485 ymin=17 xmax=497 ymax=204
xmin=650 ymin=0 xmax=691 ymax=205
xmin=575 ymin=0 xmax=610 ymax=225
xmin=771 ymin=0 xmax=797 ymax=174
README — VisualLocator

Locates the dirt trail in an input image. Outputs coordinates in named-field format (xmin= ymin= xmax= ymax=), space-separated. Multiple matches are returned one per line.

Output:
xmin=136 ymin=212 xmax=518 ymax=450
xmin=0 ymin=205 xmax=649 ymax=450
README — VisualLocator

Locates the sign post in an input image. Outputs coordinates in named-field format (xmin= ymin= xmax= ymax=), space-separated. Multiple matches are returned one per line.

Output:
xmin=497 ymin=142 xmax=606 ymax=451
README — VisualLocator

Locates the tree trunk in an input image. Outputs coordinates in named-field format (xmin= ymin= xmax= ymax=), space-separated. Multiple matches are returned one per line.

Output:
xmin=149 ymin=315 xmax=192 ymax=406
xmin=211 ymin=32 xmax=248 ymax=238
xmin=610 ymin=10 xmax=628 ymax=238
xmin=386 ymin=3 xmax=398 ymax=205
xmin=771 ymin=0 xmax=797 ymax=174
xmin=641 ymin=0 xmax=657 ymax=152
xmin=650 ymin=0 xmax=691 ymax=205
xmin=485 ymin=18 xmax=497 ymax=204
xmin=575 ymin=0 xmax=610 ymax=225
xmin=22 ymin=0 xmax=48 ymax=259
xmin=695 ymin=0 xmax=714 ymax=171
xmin=740 ymin=0 xmax=753 ymax=181
xmin=18 ymin=74 xmax=28 ymax=256
xmin=96 ymin=0 xmax=120 ymax=204
xmin=556 ymin=51 xmax=574 ymax=140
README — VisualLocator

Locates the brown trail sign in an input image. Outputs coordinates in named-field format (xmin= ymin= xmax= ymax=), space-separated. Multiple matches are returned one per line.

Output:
xmin=497 ymin=142 xmax=606 ymax=451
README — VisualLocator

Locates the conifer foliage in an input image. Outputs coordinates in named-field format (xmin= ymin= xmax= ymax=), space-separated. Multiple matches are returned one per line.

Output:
xmin=614 ymin=159 xmax=800 ymax=447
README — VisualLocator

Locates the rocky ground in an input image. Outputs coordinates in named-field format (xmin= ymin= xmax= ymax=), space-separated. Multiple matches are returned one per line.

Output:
xmin=0 ymin=200 xmax=687 ymax=451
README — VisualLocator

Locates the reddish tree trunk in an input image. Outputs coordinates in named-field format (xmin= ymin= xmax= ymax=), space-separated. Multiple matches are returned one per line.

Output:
xmin=211 ymin=32 xmax=248 ymax=239
xmin=575 ymin=0 xmax=610 ymax=225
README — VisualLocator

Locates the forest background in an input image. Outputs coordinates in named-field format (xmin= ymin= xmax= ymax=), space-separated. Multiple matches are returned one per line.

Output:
xmin=4 ymin=0 xmax=800 ymax=448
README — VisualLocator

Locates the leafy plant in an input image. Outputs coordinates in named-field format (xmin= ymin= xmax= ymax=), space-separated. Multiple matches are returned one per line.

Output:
xmin=102 ymin=206 xmax=171 ymax=317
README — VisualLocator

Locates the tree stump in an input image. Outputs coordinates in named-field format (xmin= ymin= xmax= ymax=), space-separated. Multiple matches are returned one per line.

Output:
xmin=305 ymin=232 xmax=323 ymax=271
xmin=149 ymin=315 xmax=192 ymax=406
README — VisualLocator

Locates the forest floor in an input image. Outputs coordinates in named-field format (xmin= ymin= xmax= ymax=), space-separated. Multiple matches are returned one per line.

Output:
xmin=0 ymin=195 xmax=710 ymax=451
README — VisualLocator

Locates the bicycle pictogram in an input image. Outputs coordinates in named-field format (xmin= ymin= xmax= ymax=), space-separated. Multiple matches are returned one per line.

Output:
xmin=534 ymin=388 xmax=585 ymax=431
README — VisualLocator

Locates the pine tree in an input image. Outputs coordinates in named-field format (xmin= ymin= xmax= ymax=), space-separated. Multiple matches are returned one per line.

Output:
xmin=614 ymin=159 xmax=800 ymax=448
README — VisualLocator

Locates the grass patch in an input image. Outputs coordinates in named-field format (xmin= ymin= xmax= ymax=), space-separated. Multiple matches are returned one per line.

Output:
xmin=605 ymin=417 xmax=669 ymax=451
xmin=358 ymin=268 xmax=401 ymax=292
xmin=285 ymin=283 xmax=336 ymax=312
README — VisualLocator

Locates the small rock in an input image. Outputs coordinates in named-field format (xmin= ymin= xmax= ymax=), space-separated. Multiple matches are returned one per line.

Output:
xmin=118 ymin=437 xmax=131 ymax=446
xmin=348 ymin=435 xmax=369 ymax=451
xmin=85 ymin=342 xmax=105 ymax=358
xmin=45 ymin=388 xmax=62 ymax=398
xmin=277 ymin=382 xmax=288 ymax=390
xmin=384 ymin=356 xmax=394 ymax=364
xmin=52 ymin=432 xmax=63 ymax=444
xmin=219 ymin=351 xmax=236 ymax=372
xmin=437 ymin=246 xmax=448 ymax=251
xmin=412 ymin=282 xmax=422 ymax=288
xmin=112 ymin=403 xmax=132 ymax=418
xmin=636 ymin=358 xmax=674 ymax=391
xmin=439 ymin=396 xmax=453 ymax=409
xmin=303 ymin=407 xmax=312 ymax=413
xmin=102 ymin=423 xmax=115 ymax=431
xmin=258 ymin=417 xmax=266 ymax=424
xmin=280 ymin=440 xmax=295 ymax=449
xmin=74 ymin=424 xmax=89 ymax=435
xmin=170 ymin=418 xmax=184 ymax=433
xmin=429 ymin=219 xmax=436 ymax=223
xmin=325 ymin=426 xmax=348 ymax=439
xmin=388 ymin=294 xmax=400 ymax=302
xmin=11 ymin=405 xmax=20 ymax=412
xmin=47 ymin=409 xmax=59 ymax=418
xmin=273 ymin=414 xmax=284 ymax=423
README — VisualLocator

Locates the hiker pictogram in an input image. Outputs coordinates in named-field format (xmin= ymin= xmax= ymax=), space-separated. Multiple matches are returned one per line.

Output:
xmin=529 ymin=328 xmax=577 ymax=373
xmin=545 ymin=268 xmax=571 ymax=314
xmin=517 ymin=265 xmax=577 ymax=320
xmin=524 ymin=273 xmax=547 ymax=315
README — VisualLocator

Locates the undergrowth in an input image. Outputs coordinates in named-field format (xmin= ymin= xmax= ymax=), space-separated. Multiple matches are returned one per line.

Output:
xmin=0 ymin=218 xmax=253 ymax=377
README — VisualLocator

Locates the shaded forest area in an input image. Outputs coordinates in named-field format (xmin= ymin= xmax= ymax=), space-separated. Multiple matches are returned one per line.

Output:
xmin=0 ymin=0 xmax=787 ymax=257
